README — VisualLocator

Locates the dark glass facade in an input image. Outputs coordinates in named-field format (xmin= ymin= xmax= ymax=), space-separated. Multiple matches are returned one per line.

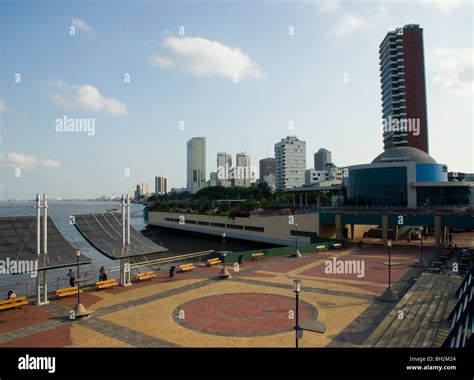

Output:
xmin=416 ymin=187 xmax=471 ymax=206
xmin=347 ymin=167 xmax=408 ymax=206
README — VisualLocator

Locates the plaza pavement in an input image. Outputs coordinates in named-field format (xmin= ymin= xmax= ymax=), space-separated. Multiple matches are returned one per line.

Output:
xmin=0 ymin=244 xmax=436 ymax=348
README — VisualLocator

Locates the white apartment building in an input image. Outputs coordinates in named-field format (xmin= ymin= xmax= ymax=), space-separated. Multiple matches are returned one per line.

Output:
xmin=305 ymin=164 xmax=343 ymax=186
xmin=217 ymin=152 xmax=232 ymax=181
xmin=275 ymin=136 xmax=306 ymax=190
xmin=232 ymin=153 xmax=252 ymax=187
xmin=141 ymin=182 xmax=150 ymax=196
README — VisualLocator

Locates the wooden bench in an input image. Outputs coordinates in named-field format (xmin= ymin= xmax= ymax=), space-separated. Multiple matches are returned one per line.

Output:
xmin=251 ymin=252 xmax=265 ymax=260
xmin=56 ymin=287 xmax=82 ymax=298
xmin=333 ymin=243 xmax=343 ymax=249
xmin=95 ymin=279 xmax=119 ymax=290
xmin=177 ymin=263 xmax=196 ymax=272
xmin=136 ymin=271 xmax=156 ymax=281
xmin=206 ymin=258 xmax=222 ymax=266
xmin=316 ymin=245 xmax=326 ymax=252
xmin=0 ymin=297 xmax=29 ymax=311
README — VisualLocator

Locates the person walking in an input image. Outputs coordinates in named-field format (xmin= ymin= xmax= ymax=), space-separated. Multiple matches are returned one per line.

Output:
xmin=67 ymin=269 xmax=76 ymax=287
xmin=99 ymin=266 xmax=107 ymax=282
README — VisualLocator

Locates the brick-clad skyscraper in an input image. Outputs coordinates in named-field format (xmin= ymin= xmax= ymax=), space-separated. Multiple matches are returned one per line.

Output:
xmin=379 ymin=24 xmax=429 ymax=153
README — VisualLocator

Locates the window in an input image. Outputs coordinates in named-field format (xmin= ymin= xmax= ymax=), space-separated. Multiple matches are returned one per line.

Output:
xmin=245 ymin=225 xmax=264 ymax=232
xmin=227 ymin=224 xmax=244 ymax=230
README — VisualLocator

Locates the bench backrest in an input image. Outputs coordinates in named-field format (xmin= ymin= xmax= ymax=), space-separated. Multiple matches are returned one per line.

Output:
xmin=0 ymin=296 xmax=26 ymax=305
xmin=97 ymin=279 xmax=117 ymax=284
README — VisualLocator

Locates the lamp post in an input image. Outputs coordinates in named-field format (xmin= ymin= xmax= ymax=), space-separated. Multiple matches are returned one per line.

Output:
xmin=218 ymin=234 xmax=231 ymax=279
xmin=380 ymin=239 xmax=399 ymax=302
xmin=72 ymin=249 xmax=92 ymax=318
xmin=416 ymin=226 xmax=428 ymax=268
xmin=291 ymin=223 xmax=302 ymax=258
xmin=293 ymin=279 xmax=302 ymax=348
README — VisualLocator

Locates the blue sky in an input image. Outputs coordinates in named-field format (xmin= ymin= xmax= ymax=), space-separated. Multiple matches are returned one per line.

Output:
xmin=1 ymin=0 xmax=472 ymax=199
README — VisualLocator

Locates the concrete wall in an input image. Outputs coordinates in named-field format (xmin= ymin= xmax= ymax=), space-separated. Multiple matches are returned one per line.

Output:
xmin=148 ymin=211 xmax=378 ymax=245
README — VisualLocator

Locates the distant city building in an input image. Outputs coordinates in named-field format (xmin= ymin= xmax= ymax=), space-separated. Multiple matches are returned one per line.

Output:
xmin=232 ymin=153 xmax=252 ymax=187
xmin=305 ymin=164 xmax=343 ymax=186
xmin=448 ymin=172 xmax=474 ymax=182
xmin=259 ymin=158 xmax=275 ymax=181
xmin=170 ymin=187 xmax=188 ymax=194
xmin=217 ymin=152 xmax=232 ymax=181
xmin=187 ymin=137 xmax=207 ymax=194
xmin=275 ymin=136 xmax=306 ymax=191
xmin=209 ymin=172 xmax=219 ymax=187
xmin=141 ymin=182 xmax=150 ymax=195
xmin=155 ymin=176 xmax=168 ymax=195
xmin=314 ymin=148 xmax=332 ymax=171
xmin=379 ymin=24 xmax=429 ymax=153
xmin=262 ymin=173 xmax=276 ymax=188
xmin=134 ymin=184 xmax=142 ymax=201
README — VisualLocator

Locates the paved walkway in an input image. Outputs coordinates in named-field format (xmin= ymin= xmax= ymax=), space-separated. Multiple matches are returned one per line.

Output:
xmin=0 ymin=244 xmax=440 ymax=347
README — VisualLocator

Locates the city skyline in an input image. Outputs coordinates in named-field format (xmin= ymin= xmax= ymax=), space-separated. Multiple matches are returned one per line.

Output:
xmin=1 ymin=1 xmax=472 ymax=199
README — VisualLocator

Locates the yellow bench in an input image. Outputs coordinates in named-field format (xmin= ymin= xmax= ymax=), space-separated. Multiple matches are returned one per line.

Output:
xmin=136 ymin=271 xmax=156 ymax=281
xmin=206 ymin=258 xmax=222 ymax=266
xmin=0 ymin=297 xmax=29 ymax=311
xmin=177 ymin=263 xmax=196 ymax=272
xmin=316 ymin=245 xmax=326 ymax=252
xmin=251 ymin=252 xmax=265 ymax=260
xmin=333 ymin=243 xmax=343 ymax=249
xmin=96 ymin=279 xmax=118 ymax=290
xmin=56 ymin=287 xmax=82 ymax=298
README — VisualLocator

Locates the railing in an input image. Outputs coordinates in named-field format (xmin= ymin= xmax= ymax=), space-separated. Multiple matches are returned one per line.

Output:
xmin=443 ymin=269 xmax=474 ymax=348
xmin=107 ymin=250 xmax=215 ymax=275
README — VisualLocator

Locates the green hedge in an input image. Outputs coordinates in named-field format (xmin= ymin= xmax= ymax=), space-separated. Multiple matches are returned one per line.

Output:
xmin=217 ymin=239 xmax=344 ymax=262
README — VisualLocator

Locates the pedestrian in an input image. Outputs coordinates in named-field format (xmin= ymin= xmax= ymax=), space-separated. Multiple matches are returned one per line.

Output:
xmin=67 ymin=269 xmax=76 ymax=287
xmin=7 ymin=290 xmax=16 ymax=300
xmin=99 ymin=266 xmax=107 ymax=282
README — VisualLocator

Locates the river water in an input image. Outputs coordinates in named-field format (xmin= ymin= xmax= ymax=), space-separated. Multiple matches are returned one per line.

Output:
xmin=0 ymin=201 xmax=273 ymax=298
xmin=0 ymin=201 xmax=144 ymax=297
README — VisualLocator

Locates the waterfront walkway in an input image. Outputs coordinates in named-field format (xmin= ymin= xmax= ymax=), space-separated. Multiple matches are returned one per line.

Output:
xmin=0 ymin=245 xmax=441 ymax=347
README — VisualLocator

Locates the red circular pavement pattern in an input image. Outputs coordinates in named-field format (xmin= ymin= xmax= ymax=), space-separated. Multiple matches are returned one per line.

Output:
xmin=174 ymin=293 xmax=315 ymax=337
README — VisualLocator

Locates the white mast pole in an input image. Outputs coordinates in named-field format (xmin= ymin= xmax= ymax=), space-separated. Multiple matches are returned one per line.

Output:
xmin=126 ymin=194 xmax=130 ymax=245
xmin=35 ymin=193 xmax=41 ymax=305
xmin=42 ymin=193 xmax=48 ymax=303
xmin=121 ymin=194 xmax=126 ymax=245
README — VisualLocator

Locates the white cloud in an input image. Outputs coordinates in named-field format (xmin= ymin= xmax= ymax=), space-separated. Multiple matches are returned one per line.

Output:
xmin=419 ymin=0 xmax=467 ymax=12
xmin=71 ymin=18 xmax=94 ymax=32
xmin=150 ymin=36 xmax=263 ymax=80
xmin=51 ymin=82 xmax=127 ymax=116
xmin=302 ymin=0 xmax=340 ymax=12
xmin=0 ymin=99 xmax=6 ymax=112
xmin=332 ymin=14 xmax=366 ymax=36
xmin=4 ymin=153 xmax=60 ymax=168
xmin=431 ymin=47 xmax=473 ymax=98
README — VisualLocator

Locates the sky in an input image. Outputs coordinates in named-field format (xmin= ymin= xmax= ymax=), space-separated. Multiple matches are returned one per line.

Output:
xmin=0 ymin=0 xmax=473 ymax=199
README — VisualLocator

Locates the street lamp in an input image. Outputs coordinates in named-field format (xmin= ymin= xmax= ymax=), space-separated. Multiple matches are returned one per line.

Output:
xmin=72 ymin=249 xmax=92 ymax=318
xmin=415 ymin=226 xmax=428 ymax=268
xmin=291 ymin=223 xmax=302 ymax=258
xmin=218 ymin=251 xmax=231 ymax=279
xmin=293 ymin=279 xmax=302 ymax=348
xmin=380 ymin=239 xmax=399 ymax=302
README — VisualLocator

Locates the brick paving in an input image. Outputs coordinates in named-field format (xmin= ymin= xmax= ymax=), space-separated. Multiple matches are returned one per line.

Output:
xmin=173 ymin=293 xmax=316 ymax=337
xmin=0 ymin=244 xmax=448 ymax=347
